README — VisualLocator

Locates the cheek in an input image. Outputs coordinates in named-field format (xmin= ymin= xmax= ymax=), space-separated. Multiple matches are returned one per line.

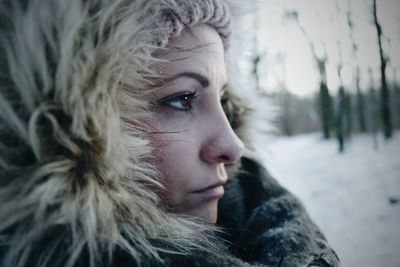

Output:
xmin=151 ymin=132 xmax=199 ymax=205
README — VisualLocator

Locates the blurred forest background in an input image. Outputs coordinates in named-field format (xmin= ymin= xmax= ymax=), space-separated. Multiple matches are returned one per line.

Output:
xmin=238 ymin=1 xmax=400 ymax=266
xmin=247 ymin=0 xmax=400 ymax=152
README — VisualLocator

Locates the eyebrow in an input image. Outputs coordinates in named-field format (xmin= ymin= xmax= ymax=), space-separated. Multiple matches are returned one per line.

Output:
xmin=166 ymin=72 xmax=229 ymax=92
xmin=167 ymin=72 xmax=210 ymax=88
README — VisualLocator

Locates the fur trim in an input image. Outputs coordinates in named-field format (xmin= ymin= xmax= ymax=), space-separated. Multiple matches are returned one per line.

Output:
xmin=224 ymin=0 xmax=277 ymax=160
xmin=0 ymin=0 xmax=271 ymax=266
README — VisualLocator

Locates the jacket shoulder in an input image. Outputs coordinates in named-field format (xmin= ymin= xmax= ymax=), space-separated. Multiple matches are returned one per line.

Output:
xmin=218 ymin=157 xmax=340 ymax=267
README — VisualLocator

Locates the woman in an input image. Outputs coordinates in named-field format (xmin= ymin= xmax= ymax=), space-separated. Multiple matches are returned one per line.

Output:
xmin=0 ymin=0 xmax=339 ymax=266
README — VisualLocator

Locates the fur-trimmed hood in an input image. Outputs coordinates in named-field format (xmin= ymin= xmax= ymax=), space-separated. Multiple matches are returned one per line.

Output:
xmin=0 ymin=0 xmax=265 ymax=266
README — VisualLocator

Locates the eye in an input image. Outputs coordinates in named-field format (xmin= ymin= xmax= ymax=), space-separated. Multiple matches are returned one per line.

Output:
xmin=159 ymin=91 xmax=198 ymax=112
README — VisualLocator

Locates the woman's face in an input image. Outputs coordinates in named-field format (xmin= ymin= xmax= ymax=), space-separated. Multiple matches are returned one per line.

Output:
xmin=149 ymin=25 xmax=244 ymax=223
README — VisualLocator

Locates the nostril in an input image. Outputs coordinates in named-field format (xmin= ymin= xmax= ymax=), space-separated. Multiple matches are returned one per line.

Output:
xmin=200 ymin=143 xmax=234 ymax=164
xmin=218 ymin=155 xmax=230 ymax=162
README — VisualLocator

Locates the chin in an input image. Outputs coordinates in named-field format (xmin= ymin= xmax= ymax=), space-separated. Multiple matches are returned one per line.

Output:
xmin=187 ymin=199 xmax=219 ymax=224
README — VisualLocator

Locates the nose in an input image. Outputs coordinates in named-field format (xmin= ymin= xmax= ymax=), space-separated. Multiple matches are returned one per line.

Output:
xmin=200 ymin=109 xmax=245 ymax=164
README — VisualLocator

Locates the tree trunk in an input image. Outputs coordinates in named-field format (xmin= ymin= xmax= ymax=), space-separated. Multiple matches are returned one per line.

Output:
xmin=320 ymin=81 xmax=333 ymax=139
xmin=373 ymin=0 xmax=392 ymax=138
xmin=335 ymin=87 xmax=346 ymax=152
xmin=347 ymin=6 xmax=367 ymax=134
xmin=356 ymin=68 xmax=367 ymax=132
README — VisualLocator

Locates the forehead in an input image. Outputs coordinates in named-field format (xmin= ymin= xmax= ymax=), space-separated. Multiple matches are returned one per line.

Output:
xmin=158 ymin=24 xmax=227 ymax=82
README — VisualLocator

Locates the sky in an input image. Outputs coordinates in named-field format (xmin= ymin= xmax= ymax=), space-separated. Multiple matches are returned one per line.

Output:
xmin=254 ymin=0 xmax=400 ymax=97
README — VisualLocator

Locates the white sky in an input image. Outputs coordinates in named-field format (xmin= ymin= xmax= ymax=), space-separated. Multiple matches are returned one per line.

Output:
xmin=255 ymin=0 xmax=400 ymax=96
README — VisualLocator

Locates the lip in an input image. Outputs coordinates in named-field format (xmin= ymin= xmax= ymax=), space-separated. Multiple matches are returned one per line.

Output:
xmin=191 ymin=181 xmax=226 ymax=200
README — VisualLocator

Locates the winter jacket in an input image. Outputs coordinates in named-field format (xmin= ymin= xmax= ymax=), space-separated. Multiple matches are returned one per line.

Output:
xmin=0 ymin=0 xmax=339 ymax=266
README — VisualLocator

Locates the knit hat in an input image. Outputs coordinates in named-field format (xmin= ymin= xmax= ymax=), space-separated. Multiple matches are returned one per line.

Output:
xmin=153 ymin=0 xmax=232 ymax=49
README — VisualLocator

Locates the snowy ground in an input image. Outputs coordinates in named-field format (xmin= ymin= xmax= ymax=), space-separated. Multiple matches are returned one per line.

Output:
xmin=261 ymin=131 xmax=400 ymax=267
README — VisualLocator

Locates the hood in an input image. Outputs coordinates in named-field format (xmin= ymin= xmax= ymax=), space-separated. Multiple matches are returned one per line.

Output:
xmin=0 ymin=0 xmax=269 ymax=266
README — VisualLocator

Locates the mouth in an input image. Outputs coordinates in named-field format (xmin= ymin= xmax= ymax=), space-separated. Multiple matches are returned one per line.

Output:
xmin=191 ymin=181 xmax=226 ymax=200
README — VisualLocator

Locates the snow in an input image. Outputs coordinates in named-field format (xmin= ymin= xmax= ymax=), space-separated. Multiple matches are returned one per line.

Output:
xmin=261 ymin=131 xmax=400 ymax=267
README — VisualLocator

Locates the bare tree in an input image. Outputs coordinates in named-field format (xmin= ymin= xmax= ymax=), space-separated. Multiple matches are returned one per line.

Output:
xmin=335 ymin=40 xmax=345 ymax=152
xmin=251 ymin=6 xmax=263 ymax=92
xmin=275 ymin=53 xmax=293 ymax=136
xmin=335 ymin=41 xmax=352 ymax=152
xmin=285 ymin=10 xmax=334 ymax=139
xmin=391 ymin=68 xmax=400 ymax=129
xmin=372 ymin=0 xmax=392 ymax=138
xmin=367 ymin=67 xmax=380 ymax=150
xmin=347 ymin=2 xmax=367 ymax=133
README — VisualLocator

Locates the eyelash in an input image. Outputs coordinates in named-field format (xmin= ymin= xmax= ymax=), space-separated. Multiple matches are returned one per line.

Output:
xmin=159 ymin=91 xmax=198 ymax=112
